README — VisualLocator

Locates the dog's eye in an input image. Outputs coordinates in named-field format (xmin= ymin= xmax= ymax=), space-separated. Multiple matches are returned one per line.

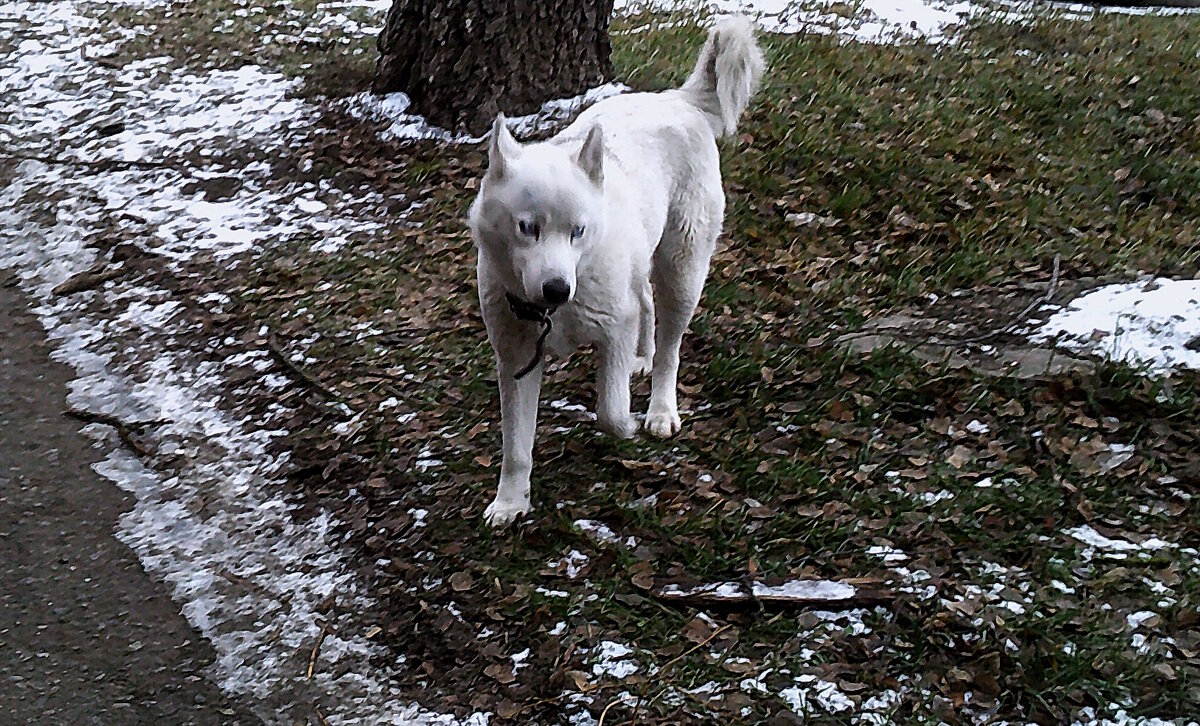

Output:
xmin=518 ymin=220 xmax=540 ymax=239
xmin=571 ymin=225 xmax=585 ymax=240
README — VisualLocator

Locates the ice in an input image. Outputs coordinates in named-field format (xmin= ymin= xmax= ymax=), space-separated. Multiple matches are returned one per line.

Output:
xmin=754 ymin=579 xmax=858 ymax=600
xmin=660 ymin=578 xmax=858 ymax=600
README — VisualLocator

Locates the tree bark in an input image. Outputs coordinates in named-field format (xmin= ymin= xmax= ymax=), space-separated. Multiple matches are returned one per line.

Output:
xmin=375 ymin=0 xmax=614 ymax=136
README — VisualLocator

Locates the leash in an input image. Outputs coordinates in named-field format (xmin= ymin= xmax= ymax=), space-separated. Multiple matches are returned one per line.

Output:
xmin=505 ymin=292 xmax=558 ymax=380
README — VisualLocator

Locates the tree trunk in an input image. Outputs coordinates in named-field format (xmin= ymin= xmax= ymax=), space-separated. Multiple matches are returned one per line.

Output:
xmin=375 ymin=0 xmax=614 ymax=136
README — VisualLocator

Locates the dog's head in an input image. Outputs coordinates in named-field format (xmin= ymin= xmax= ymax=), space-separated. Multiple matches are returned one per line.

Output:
xmin=468 ymin=115 xmax=606 ymax=306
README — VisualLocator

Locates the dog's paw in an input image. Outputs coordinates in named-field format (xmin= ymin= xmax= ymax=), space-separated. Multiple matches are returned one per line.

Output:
xmin=484 ymin=497 xmax=530 ymax=527
xmin=599 ymin=413 xmax=639 ymax=440
xmin=632 ymin=356 xmax=653 ymax=377
xmin=644 ymin=409 xmax=682 ymax=438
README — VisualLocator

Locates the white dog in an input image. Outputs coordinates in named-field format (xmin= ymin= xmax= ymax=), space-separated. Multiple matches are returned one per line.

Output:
xmin=468 ymin=17 xmax=764 ymax=526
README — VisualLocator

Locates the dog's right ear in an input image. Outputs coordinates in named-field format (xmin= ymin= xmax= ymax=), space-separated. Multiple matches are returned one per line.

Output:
xmin=487 ymin=115 xmax=518 ymax=179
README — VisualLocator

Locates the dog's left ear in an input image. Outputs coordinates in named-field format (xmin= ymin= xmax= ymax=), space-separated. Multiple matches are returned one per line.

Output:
xmin=577 ymin=125 xmax=604 ymax=186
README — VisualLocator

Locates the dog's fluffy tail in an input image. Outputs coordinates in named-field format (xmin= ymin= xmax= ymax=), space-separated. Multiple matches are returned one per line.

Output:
xmin=680 ymin=16 xmax=764 ymax=138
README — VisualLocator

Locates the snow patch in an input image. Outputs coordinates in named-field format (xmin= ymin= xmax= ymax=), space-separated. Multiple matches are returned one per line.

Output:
xmin=780 ymin=676 xmax=854 ymax=714
xmin=0 ymin=2 xmax=474 ymax=722
xmin=1067 ymin=524 xmax=1173 ymax=557
xmin=590 ymin=641 xmax=639 ymax=679
xmin=342 ymin=82 xmax=629 ymax=145
xmin=1029 ymin=278 xmax=1200 ymax=374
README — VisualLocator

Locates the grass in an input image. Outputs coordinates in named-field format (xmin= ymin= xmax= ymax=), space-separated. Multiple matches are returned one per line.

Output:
xmin=93 ymin=0 xmax=1200 ymax=722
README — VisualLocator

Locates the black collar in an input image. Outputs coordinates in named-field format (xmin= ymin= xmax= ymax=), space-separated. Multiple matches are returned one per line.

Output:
xmin=505 ymin=292 xmax=558 ymax=380
xmin=505 ymin=292 xmax=554 ymax=324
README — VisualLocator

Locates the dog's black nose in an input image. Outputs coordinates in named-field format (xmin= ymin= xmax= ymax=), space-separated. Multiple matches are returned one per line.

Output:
xmin=542 ymin=278 xmax=571 ymax=305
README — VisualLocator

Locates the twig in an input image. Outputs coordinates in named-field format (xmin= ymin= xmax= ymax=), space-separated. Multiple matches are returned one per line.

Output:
xmin=64 ymin=406 xmax=161 ymax=458
xmin=948 ymin=253 xmax=1063 ymax=345
xmin=622 ymin=624 xmax=734 ymax=724
xmin=216 ymin=568 xmax=294 ymax=609
xmin=313 ymin=707 xmax=331 ymax=726
xmin=52 ymin=263 xmax=125 ymax=296
xmin=838 ymin=253 xmax=1064 ymax=348
xmin=264 ymin=333 xmax=344 ymax=401
xmin=306 ymin=622 xmax=331 ymax=681
xmin=0 ymin=150 xmax=198 ymax=176
xmin=598 ymin=692 xmax=637 ymax=726
xmin=656 ymin=624 xmax=732 ymax=682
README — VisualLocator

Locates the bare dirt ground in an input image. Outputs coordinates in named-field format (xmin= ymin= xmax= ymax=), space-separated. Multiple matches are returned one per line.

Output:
xmin=0 ymin=273 xmax=255 ymax=724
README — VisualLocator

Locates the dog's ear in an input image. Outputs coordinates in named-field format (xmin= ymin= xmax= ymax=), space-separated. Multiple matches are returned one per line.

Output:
xmin=577 ymin=125 xmax=604 ymax=186
xmin=487 ymin=115 xmax=518 ymax=179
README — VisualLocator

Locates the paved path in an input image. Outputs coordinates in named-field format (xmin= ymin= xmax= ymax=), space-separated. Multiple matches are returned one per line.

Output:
xmin=0 ymin=273 xmax=256 ymax=725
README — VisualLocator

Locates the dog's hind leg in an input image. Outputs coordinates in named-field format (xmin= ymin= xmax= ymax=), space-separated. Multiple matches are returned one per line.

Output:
xmin=645 ymin=220 xmax=717 ymax=438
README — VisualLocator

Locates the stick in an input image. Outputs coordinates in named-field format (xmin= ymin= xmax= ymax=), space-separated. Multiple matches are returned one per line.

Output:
xmin=52 ymin=265 xmax=125 ymax=296
xmin=837 ymin=253 xmax=1064 ymax=348
xmin=63 ymin=407 xmax=160 ymax=458
xmin=264 ymin=333 xmax=344 ymax=401
xmin=953 ymin=253 xmax=1062 ymax=344
xmin=307 ymin=623 xmax=331 ymax=681
xmin=656 ymin=624 xmax=732 ymax=680
xmin=0 ymin=151 xmax=198 ymax=175
xmin=622 ymin=624 xmax=733 ymax=724
xmin=597 ymin=693 xmax=636 ymax=726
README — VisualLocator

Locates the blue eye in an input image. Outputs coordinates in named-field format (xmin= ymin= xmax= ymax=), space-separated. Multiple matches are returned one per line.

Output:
xmin=571 ymin=225 xmax=585 ymax=240
xmin=518 ymin=220 xmax=540 ymax=239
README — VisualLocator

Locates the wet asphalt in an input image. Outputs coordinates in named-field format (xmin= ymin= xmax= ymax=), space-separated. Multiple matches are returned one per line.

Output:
xmin=0 ymin=273 xmax=257 ymax=725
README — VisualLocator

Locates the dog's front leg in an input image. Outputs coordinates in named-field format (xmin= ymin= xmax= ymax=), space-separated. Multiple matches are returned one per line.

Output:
xmin=596 ymin=332 xmax=638 ymax=439
xmin=485 ymin=357 xmax=543 ymax=527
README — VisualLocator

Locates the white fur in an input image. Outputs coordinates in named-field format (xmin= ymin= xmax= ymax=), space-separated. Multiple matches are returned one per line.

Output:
xmin=468 ymin=17 xmax=763 ymax=526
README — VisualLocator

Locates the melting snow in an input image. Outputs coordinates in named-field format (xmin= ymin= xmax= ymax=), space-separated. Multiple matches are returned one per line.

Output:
xmin=780 ymin=676 xmax=854 ymax=714
xmin=548 ymin=549 xmax=591 ymax=579
xmin=618 ymin=0 xmax=1200 ymax=42
xmin=0 ymin=1 xmax=471 ymax=722
xmin=756 ymin=579 xmax=857 ymax=600
xmin=659 ymin=578 xmax=858 ymax=601
xmin=1029 ymin=278 xmax=1200 ymax=374
xmin=616 ymin=0 xmax=977 ymax=41
xmin=868 ymin=545 xmax=909 ymax=564
xmin=1070 ymin=706 xmax=1198 ymax=726
xmin=575 ymin=518 xmax=637 ymax=548
xmin=1067 ymin=525 xmax=1172 ymax=555
xmin=1126 ymin=610 xmax=1157 ymax=630
xmin=590 ymin=641 xmax=639 ymax=679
